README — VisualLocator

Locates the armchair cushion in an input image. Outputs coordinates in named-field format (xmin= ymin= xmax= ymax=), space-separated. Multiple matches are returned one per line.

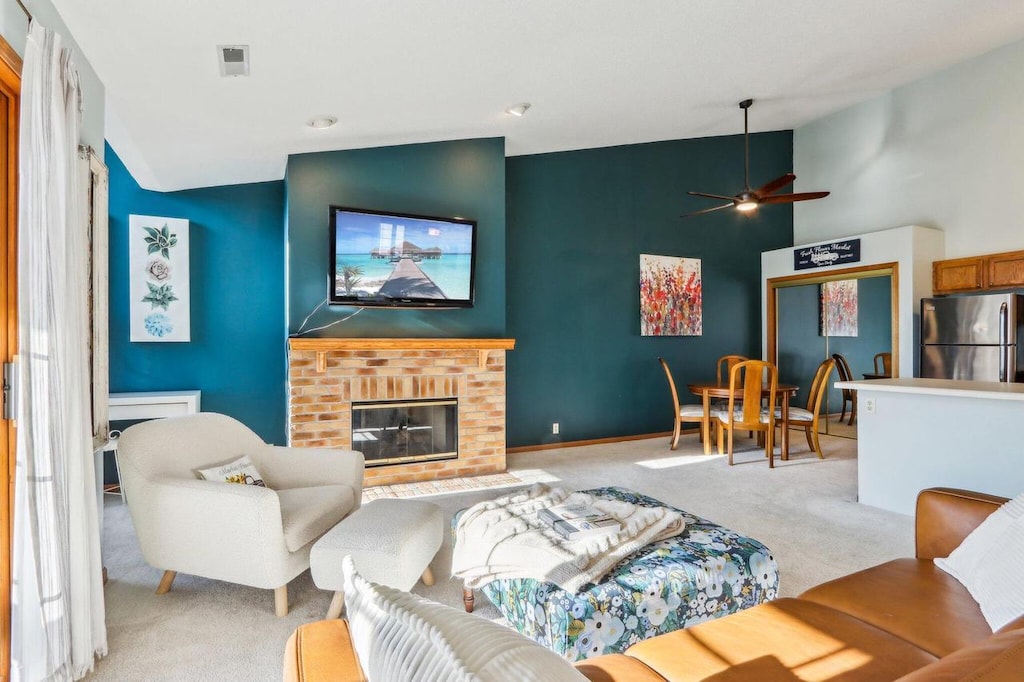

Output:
xmin=278 ymin=485 xmax=357 ymax=552
xmin=195 ymin=454 xmax=267 ymax=487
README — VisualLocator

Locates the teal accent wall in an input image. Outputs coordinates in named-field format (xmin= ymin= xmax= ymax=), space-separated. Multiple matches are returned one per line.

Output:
xmin=505 ymin=133 xmax=794 ymax=447
xmin=285 ymin=138 xmax=506 ymax=337
xmin=106 ymin=143 xmax=288 ymax=443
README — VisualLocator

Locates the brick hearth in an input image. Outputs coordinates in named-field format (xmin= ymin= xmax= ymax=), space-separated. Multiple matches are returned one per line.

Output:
xmin=287 ymin=338 xmax=515 ymax=486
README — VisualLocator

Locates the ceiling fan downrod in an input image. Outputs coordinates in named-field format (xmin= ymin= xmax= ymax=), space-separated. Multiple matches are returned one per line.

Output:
xmin=740 ymin=98 xmax=753 ymax=192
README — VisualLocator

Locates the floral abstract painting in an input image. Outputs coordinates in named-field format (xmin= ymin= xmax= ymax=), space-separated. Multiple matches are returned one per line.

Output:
xmin=820 ymin=279 xmax=858 ymax=337
xmin=129 ymin=215 xmax=190 ymax=342
xmin=640 ymin=254 xmax=702 ymax=336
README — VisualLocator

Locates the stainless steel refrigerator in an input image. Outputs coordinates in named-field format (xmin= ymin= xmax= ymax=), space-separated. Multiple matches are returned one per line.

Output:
xmin=920 ymin=293 xmax=1024 ymax=382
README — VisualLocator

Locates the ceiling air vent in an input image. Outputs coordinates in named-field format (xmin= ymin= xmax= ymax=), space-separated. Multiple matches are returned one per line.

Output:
xmin=217 ymin=44 xmax=250 ymax=77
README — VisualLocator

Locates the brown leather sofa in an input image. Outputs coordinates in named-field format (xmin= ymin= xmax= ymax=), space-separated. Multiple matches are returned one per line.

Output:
xmin=284 ymin=488 xmax=1024 ymax=681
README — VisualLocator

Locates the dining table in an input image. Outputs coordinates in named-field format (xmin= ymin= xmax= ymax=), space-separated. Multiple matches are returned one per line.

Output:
xmin=686 ymin=381 xmax=800 ymax=459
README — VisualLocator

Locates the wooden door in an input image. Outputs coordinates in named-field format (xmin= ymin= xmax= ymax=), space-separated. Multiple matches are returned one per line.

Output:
xmin=0 ymin=34 xmax=20 ymax=682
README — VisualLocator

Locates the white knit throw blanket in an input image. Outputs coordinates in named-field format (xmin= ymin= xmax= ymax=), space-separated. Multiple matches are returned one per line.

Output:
xmin=451 ymin=484 xmax=685 ymax=594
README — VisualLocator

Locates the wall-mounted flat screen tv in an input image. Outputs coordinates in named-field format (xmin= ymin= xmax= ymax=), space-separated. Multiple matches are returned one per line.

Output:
xmin=329 ymin=206 xmax=477 ymax=308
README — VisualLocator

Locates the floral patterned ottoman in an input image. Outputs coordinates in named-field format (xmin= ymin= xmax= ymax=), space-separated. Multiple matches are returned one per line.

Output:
xmin=463 ymin=487 xmax=778 ymax=662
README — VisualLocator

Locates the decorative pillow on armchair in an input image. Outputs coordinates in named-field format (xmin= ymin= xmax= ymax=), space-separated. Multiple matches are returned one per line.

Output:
xmin=341 ymin=556 xmax=587 ymax=681
xmin=935 ymin=491 xmax=1024 ymax=631
xmin=195 ymin=455 xmax=266 ymax=487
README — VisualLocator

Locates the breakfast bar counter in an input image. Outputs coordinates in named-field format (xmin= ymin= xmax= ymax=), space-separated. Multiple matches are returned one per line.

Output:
xmin=836 ymin=377 xmax=1024 ymax=515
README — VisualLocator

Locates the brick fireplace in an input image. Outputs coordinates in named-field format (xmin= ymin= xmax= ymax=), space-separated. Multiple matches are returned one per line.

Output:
xmin=287 ymin=338 xmax=515 ymax=486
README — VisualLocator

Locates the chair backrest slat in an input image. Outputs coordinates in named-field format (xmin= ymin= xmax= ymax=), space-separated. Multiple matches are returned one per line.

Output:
xmin=807 ymin=357 xmax=837 ymax=413
xmin=727 ymin=360 xmax=777 ymax=428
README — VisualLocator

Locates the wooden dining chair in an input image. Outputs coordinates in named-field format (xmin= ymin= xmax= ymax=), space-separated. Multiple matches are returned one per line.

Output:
xmin=714 ymin=360 xmax=778 ymax=468
xmin=658 ymin=357 xmax=706 ymax=450
xmin=777 ymin=357 xmax=835 ymax=459
xmin=873 ymin=352 xmax=892 ymax=377
xmin=832 ymin=353 xmax=856 ymax=425
xmin=716 ymin=355 xmax=748 ymax=386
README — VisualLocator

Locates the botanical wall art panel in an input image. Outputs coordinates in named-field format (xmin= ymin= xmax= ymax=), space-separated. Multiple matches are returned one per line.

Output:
xmin=820 ymin=279 xmax=858 ymax=337
xmin=640 ymin=254 xmax=702 ymax=336
xmin=129 ymin=214 xmax=190 ymax=342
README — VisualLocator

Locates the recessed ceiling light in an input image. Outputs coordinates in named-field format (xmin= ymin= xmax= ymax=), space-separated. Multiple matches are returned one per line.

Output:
xmin=505 ymin=103 xmax=531 ymax=117
xmin=308 ymin=116 xmax=338 ymax=129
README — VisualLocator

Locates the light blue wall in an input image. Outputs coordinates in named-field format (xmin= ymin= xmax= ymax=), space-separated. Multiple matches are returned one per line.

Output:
xmin=0 ymin=0 xmax=105 ymax=162
xmin=106 ymin=143 xmax=288 ymax=443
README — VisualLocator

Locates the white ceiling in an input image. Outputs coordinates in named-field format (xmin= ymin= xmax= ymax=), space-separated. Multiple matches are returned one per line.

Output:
xmin=50 ymin=0 xmax=1024 ymax=192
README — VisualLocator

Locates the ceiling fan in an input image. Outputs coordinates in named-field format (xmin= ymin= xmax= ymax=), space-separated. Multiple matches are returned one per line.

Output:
xmin=682 ymin=99 xmax=830 ymax=218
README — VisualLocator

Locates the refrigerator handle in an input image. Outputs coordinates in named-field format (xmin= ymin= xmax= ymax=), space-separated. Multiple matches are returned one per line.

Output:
xmin=999 ymin=302 xmax=1008 ymax=382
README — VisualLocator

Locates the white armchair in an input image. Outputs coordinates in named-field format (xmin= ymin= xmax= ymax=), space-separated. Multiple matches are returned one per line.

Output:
xmin=116 ymin=412 xmax=364 ymax=616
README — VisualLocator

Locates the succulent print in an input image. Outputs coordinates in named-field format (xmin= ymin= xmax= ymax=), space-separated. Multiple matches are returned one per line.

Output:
xmin=143 ymin=313 xmax=173 ymax=338
xmin=143 ymin=224 xmax=178 ymax=259
xmin=470 ymin=487 xmax=779 ymax=661
xmin=142 ymin=282 xmax=179 ymax=310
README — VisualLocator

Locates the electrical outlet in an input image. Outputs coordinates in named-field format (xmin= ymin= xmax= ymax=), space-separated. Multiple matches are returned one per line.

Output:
xmin=552 ymin=422 xmax=560 ymax=435
xmin=863 ymin=397 xmax=876 ymax=415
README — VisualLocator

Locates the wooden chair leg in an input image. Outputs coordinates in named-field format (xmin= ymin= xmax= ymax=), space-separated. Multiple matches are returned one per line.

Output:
xmin=671 ymin=419 xmax=681 ymax=450
xmin=767 ymin=426 xmax=774 ymax=469
xmin=275 ymin=585 xmax=289 ymax=617
xmin=717 ymin=422 xmax=725 ymax=456
xmin=156 ymin=570 xmax=177 ymax=595
xmin=462 ymin=587 xmax=475 ymax=613
xmin=421 ymin=566 xmax=435 ymax=586
xmin=326 ymin=590 xmax=345 ymax=620
xmin=805 ymin=426 xmax=815 ymax=451
xmin=812 ymin=429 xmax=825 ymax=459
xmin=727 ymin=428 xmax=735 ymax=466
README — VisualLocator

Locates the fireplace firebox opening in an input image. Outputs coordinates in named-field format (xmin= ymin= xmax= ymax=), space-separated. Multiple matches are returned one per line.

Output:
xmin=351 ymin=398 xmax=457 ymax=467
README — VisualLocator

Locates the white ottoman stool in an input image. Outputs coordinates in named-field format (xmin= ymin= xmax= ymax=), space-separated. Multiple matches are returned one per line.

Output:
xmin=311 ymin=498 xmax=444 ymax=619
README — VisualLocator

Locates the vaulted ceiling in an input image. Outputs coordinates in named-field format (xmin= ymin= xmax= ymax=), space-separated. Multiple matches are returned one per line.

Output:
xmin=51 ymin=0 xmax=1024 ymax=191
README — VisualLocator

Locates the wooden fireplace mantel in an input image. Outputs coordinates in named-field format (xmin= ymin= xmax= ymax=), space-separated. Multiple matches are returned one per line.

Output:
xmin=288 ymin=338 xmax=515 ymax=351
xmin=288 ymin=337 xmax=516 ymax=372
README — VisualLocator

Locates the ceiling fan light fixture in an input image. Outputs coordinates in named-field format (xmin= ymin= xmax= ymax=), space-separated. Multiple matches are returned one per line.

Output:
xmin=735 ymin=200 xmax=758 ymax=212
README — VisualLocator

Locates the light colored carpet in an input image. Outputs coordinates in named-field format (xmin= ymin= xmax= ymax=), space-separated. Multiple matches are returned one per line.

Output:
xmin=91 ymin=433 xmax=912 ymax=681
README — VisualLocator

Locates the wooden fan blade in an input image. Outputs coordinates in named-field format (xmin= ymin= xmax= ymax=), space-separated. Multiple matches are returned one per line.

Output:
xmin=687 ymin=191 xmax=738 ymax=202
xmin=760 ymin=191 xmax=830 ymax=205
xmin=681 ymin=203 xmax=733 ymax=218
xmin=755 ymin=173 xmax=796 ymax=197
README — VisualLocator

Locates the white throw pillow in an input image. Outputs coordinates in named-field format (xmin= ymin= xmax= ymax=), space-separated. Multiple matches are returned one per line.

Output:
xmin=341 ymin=556 xmax=587 ymax=681
xmin=935 ymin=492 xmax=1024 ymax=631
xmin=195 ymin=455 xmax=266 ymax=487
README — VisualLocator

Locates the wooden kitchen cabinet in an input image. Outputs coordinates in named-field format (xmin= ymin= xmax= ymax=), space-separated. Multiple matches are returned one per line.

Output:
xmin=933 ymin=249 xmax=1024 ymax=294
xmin=933 ymin=256 xmax=985 ymax=294
xmin=986 ymin=250 xmax=1024 ymax=290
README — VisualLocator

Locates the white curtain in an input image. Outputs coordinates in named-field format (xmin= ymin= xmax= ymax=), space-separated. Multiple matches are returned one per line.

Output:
xmin=11 ymin=22 xmax=107 ymax=681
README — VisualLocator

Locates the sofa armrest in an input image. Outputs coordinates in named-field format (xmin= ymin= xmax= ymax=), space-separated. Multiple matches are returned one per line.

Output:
xmin=284 ymin=620 xmax=366 ymax=682
xmin=915 ymin=487 xmax=1008 ymax=560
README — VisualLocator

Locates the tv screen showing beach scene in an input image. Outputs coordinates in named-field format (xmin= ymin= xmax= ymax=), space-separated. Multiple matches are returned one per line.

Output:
xmin=329 ymin=206 xmax=477 ymax=308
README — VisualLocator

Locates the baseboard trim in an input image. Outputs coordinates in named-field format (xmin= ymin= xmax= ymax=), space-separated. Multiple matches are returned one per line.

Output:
xmin=507 ymin=429 xmax=698 ymax=454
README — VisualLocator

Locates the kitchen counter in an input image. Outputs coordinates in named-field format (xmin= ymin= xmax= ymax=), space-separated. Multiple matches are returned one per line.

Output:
xmin=836 ymin=377 xmax=1024 ymax=401
xmin=835 ymin=377 xmax=1024 ymax=514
